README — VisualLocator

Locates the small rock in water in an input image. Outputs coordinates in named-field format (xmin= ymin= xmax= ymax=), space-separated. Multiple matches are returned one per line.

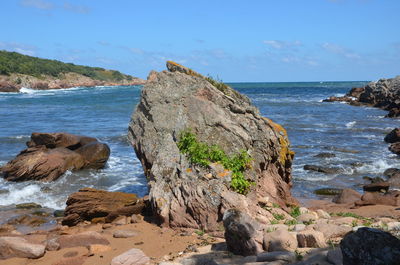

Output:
xmin=313 ymin=153 xmax=336 ymax=158
xmin=363 ymin=182 xmax=390 ymax=192
xmin=383 ymin=168 xmax=400 ymax=178
xmin=53 ymin=210 xmax=65 ymax=217
xmin=304 ymin=165 xmax=342 ymax=174
xmin=15 ymin=202 xmax=42 ymax=209
xmin=314 ymin=188 xmax=343 ymax=196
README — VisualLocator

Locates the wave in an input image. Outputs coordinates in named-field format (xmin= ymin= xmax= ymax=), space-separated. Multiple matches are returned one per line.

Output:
xmin=346 ymin=121 xmax=356 ymax=128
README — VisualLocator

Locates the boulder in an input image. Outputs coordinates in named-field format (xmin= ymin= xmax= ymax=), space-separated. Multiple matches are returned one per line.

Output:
xmin=223 ymin=209 xmax=263 ymax=256
xmin=263 ymin=229 xmax=298 ymax=252
xmin=355 ymin=191 xmax=400 ymax=206
xmin=111 ymin=248 xmax=150 ymax=265
xmin=297 ymin=230 xmax=327 ymax=248
xmin=340 ymin=227 xmax=400 ymax=265
xmin=384 ymin=128 xmax=400 ymax=143
xmin=333 ymin=188 xmax=362 ymax=204
xmin=362 ymin=182 xmax=390 ymax=192
xmin=383 ymin=168 xmax=400 ymax=177
xmin=128 ymin=61 xmax=296 ymax=230
xmin=0 ymin=236 xmax=45 ymax=259
xmin=1 ymin=132 xmax=109 ymax=182
xmin=389 ymin=142 xmax=400 ymax=155
xmin=62 ymin=188 xmax=145 ymax=226
xmin=56 ymin=231 xmax=109 ymax=249
xmin=314 ymin=223 xmax=352 ymax=239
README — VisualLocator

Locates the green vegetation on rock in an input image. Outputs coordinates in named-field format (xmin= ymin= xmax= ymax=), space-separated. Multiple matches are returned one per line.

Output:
xmin=177 ymin=130 xmax=252 ymax=194
xmin=0 ymin=50 xmax=132 ymax=81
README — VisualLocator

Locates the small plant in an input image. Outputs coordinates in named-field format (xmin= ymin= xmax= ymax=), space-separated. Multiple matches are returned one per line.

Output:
xmin=285 ymin=219 xmax=298 ymax=226
xmin=289 ymin=206 xmax=301 ymax=218
xmin=177 ymin=130 xmax=253 ymax=194
xmin=362 ymin=220 xmax=373 ymax=227
xmin=332 ymin=212 xmax=362 ymax=219
xmin=351 ymin=220 xmax=358 ymax=227
xmin=295 ymin=249 xmax=303 ymax=261
xmin=272 ymin=203 xmax=280 ymax=208
xmin=272 ymin=213 xmax=285 ymax=221
xmin=205 ymin=75 xmax=230 ymax=94
xmin=270 ymin=219 xmax=279 ymax=225
xmin=303 ymin=220 xmax=315 ymax=226
xmin=195 ymin=230 xmax=205 ymax=236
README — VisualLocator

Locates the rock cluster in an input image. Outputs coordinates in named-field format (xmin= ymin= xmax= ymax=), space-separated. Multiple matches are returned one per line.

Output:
xmin=128 ymin=61 xmax=296 ymax=231
xmin=324 ymin=75 xmax=400 ymax=117
xmin=0 ymin=132 xmax=110 ymax=182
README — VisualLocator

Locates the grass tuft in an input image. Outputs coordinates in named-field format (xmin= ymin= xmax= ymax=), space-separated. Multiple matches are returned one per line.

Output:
xmin=177 ymin=130 xmax=252 ymax=194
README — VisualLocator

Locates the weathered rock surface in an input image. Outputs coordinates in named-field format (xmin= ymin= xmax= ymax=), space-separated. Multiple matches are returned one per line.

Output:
xmin=340 ymin=227 xmax=400 ymax=265
xmin=111 ymin=248 xmax=150 ymax=265
xmin=223 ymin=209 xmax=263 ymax=256
xmin=0 ymin=236 xmax=46 ymax=259
xmin=128 ymin=61 xmax=296 ymax=230
xmin=263 ymin=229 xmax=297 ymax=252
xmin=384 ymin=128 xmax=400 ymax=143
xmin=389 ymin=142 xmax=400 ymax=155
xmin=324 ymin=75 xmax=400 ymax=118
xmin=355 ymin=191 xmax=400 ymax=207
xmin=1 ymin=132 xmax=110 ymax=182
xmin=62 ymin=188 xmax=145 ymax=226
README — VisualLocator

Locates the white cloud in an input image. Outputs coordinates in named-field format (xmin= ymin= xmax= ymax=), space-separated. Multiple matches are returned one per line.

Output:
xmin=263 ymin=40 xmax=302 ymax=50
xmin=63 ymin=2 xmax=90 ymax=14
xmin=0 ymin=42 xmax=37 ymax=56
xmin=20 ymin=0 xmax=54 ymax=10
xmin=321 ymin=42 xmax=361 ymax=59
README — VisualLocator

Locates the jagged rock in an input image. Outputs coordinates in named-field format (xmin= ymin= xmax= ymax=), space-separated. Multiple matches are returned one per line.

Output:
xmin=62 ymin=188 xmax=145 ymax=226
xmin=1 ymin=132 xmax=110 ymax=182
xmin=0 ymin=236 xmax=45 ymax=259
xmin=128 ymin=61 xmax=296 ymax=230
xmin=304 ymin=165 xmax=342 ymax=174
xmin=111 ymin=248 xmax=150 ymax=265
xmin=333 ymin=189 xmax=362 ymax=204
xmin=384 ymin=128 xmax=400 ymax=143
xmin=223 ymin=209 xmax=263 ymax=256
xmin=340 ymin=227 xmax=400 ymax=265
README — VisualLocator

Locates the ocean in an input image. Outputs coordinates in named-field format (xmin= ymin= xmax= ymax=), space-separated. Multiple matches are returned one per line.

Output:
xmin=0 ymin=82 xmax=399 ymax=210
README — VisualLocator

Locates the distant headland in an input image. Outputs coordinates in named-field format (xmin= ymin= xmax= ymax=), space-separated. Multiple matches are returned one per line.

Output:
xmin=0 ymin=50 xmax=145 ymax=92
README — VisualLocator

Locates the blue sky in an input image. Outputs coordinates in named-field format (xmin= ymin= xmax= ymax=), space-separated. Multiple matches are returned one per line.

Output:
xmin=1 ymin=0 xmax=399 ymax=81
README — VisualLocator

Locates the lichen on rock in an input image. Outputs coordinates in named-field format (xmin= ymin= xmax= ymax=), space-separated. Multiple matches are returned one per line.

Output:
xmin=128 ymin=61 xmax=297 ymax=231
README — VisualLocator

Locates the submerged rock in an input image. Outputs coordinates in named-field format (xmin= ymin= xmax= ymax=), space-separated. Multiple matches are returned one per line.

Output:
xmin=304 ymin=165 xmax=342 ymax=174
xmin=314 ymin=188 xmax=342 ymax=196
xmin=1 ymin=132 xmax=110 ymax=182
xmin=340 ymin=227 xmax=400 ymax=265
xmin=62 ymin=188 xmax=145 ymax=226
xmin=128 ymin=61 xmax=296 ymax=231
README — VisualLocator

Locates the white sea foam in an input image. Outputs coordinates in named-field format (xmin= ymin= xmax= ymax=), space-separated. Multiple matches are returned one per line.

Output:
xmin=19 ymin=87 xmax=37 ymax=94
xmin=357 ymin=159 xmax=394 ymax=174
xmin=346 ymin=121 xmax=356 ymax=128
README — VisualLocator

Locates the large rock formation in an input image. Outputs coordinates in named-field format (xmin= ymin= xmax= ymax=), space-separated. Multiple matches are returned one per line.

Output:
xmin=128 ymin=61 xmax=296 ymax=231
xmin=324 ymin=75 xmax=400 ymax=117
xmin=1 ymin=132 xmax=110 ymax=182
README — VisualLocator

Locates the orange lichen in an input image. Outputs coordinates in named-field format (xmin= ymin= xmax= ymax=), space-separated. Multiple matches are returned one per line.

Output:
xmin=264 ymin=117 xmax=295 ymax=165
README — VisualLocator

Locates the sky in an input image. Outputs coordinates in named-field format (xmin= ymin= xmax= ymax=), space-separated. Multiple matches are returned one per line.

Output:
xmin=1 ymin=0 xmax=399 ymax=82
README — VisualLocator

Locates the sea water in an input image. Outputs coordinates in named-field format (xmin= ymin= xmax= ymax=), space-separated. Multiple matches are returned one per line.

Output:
xmin=0 ymin=82 xmax=399 ymax=209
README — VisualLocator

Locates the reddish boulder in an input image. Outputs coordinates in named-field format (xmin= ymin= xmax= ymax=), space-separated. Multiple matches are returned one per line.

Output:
xmin=0 ymin=81 xmax=20 ymax=92
xmin=355 ymin=191 xmax=400 ymax=207
xmin=62 ymin=188 xmax=146 ymax=226
xmin=333 ymin=189 xmax=362 ymax=204
xmin=389 ymin=142 xmax=400 ymax=155
xmin=1 ymin=132 xmax=110 ymax=182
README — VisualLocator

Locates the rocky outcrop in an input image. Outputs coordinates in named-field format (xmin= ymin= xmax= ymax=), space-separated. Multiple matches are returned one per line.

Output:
xmin=62 ymin=188 xmax=146 ymax=226
xmin=340 ymin=227 xmax=400 ymax=265
xmin=0 ymin=72 xmax=145 ymax=92
xmin=128 ymin=61 xmax=296 ymax=231
xmin=1 ymin=132 xmax=110 ymax=182
xmin=324 ymin=75 xmax=400 ymax=117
